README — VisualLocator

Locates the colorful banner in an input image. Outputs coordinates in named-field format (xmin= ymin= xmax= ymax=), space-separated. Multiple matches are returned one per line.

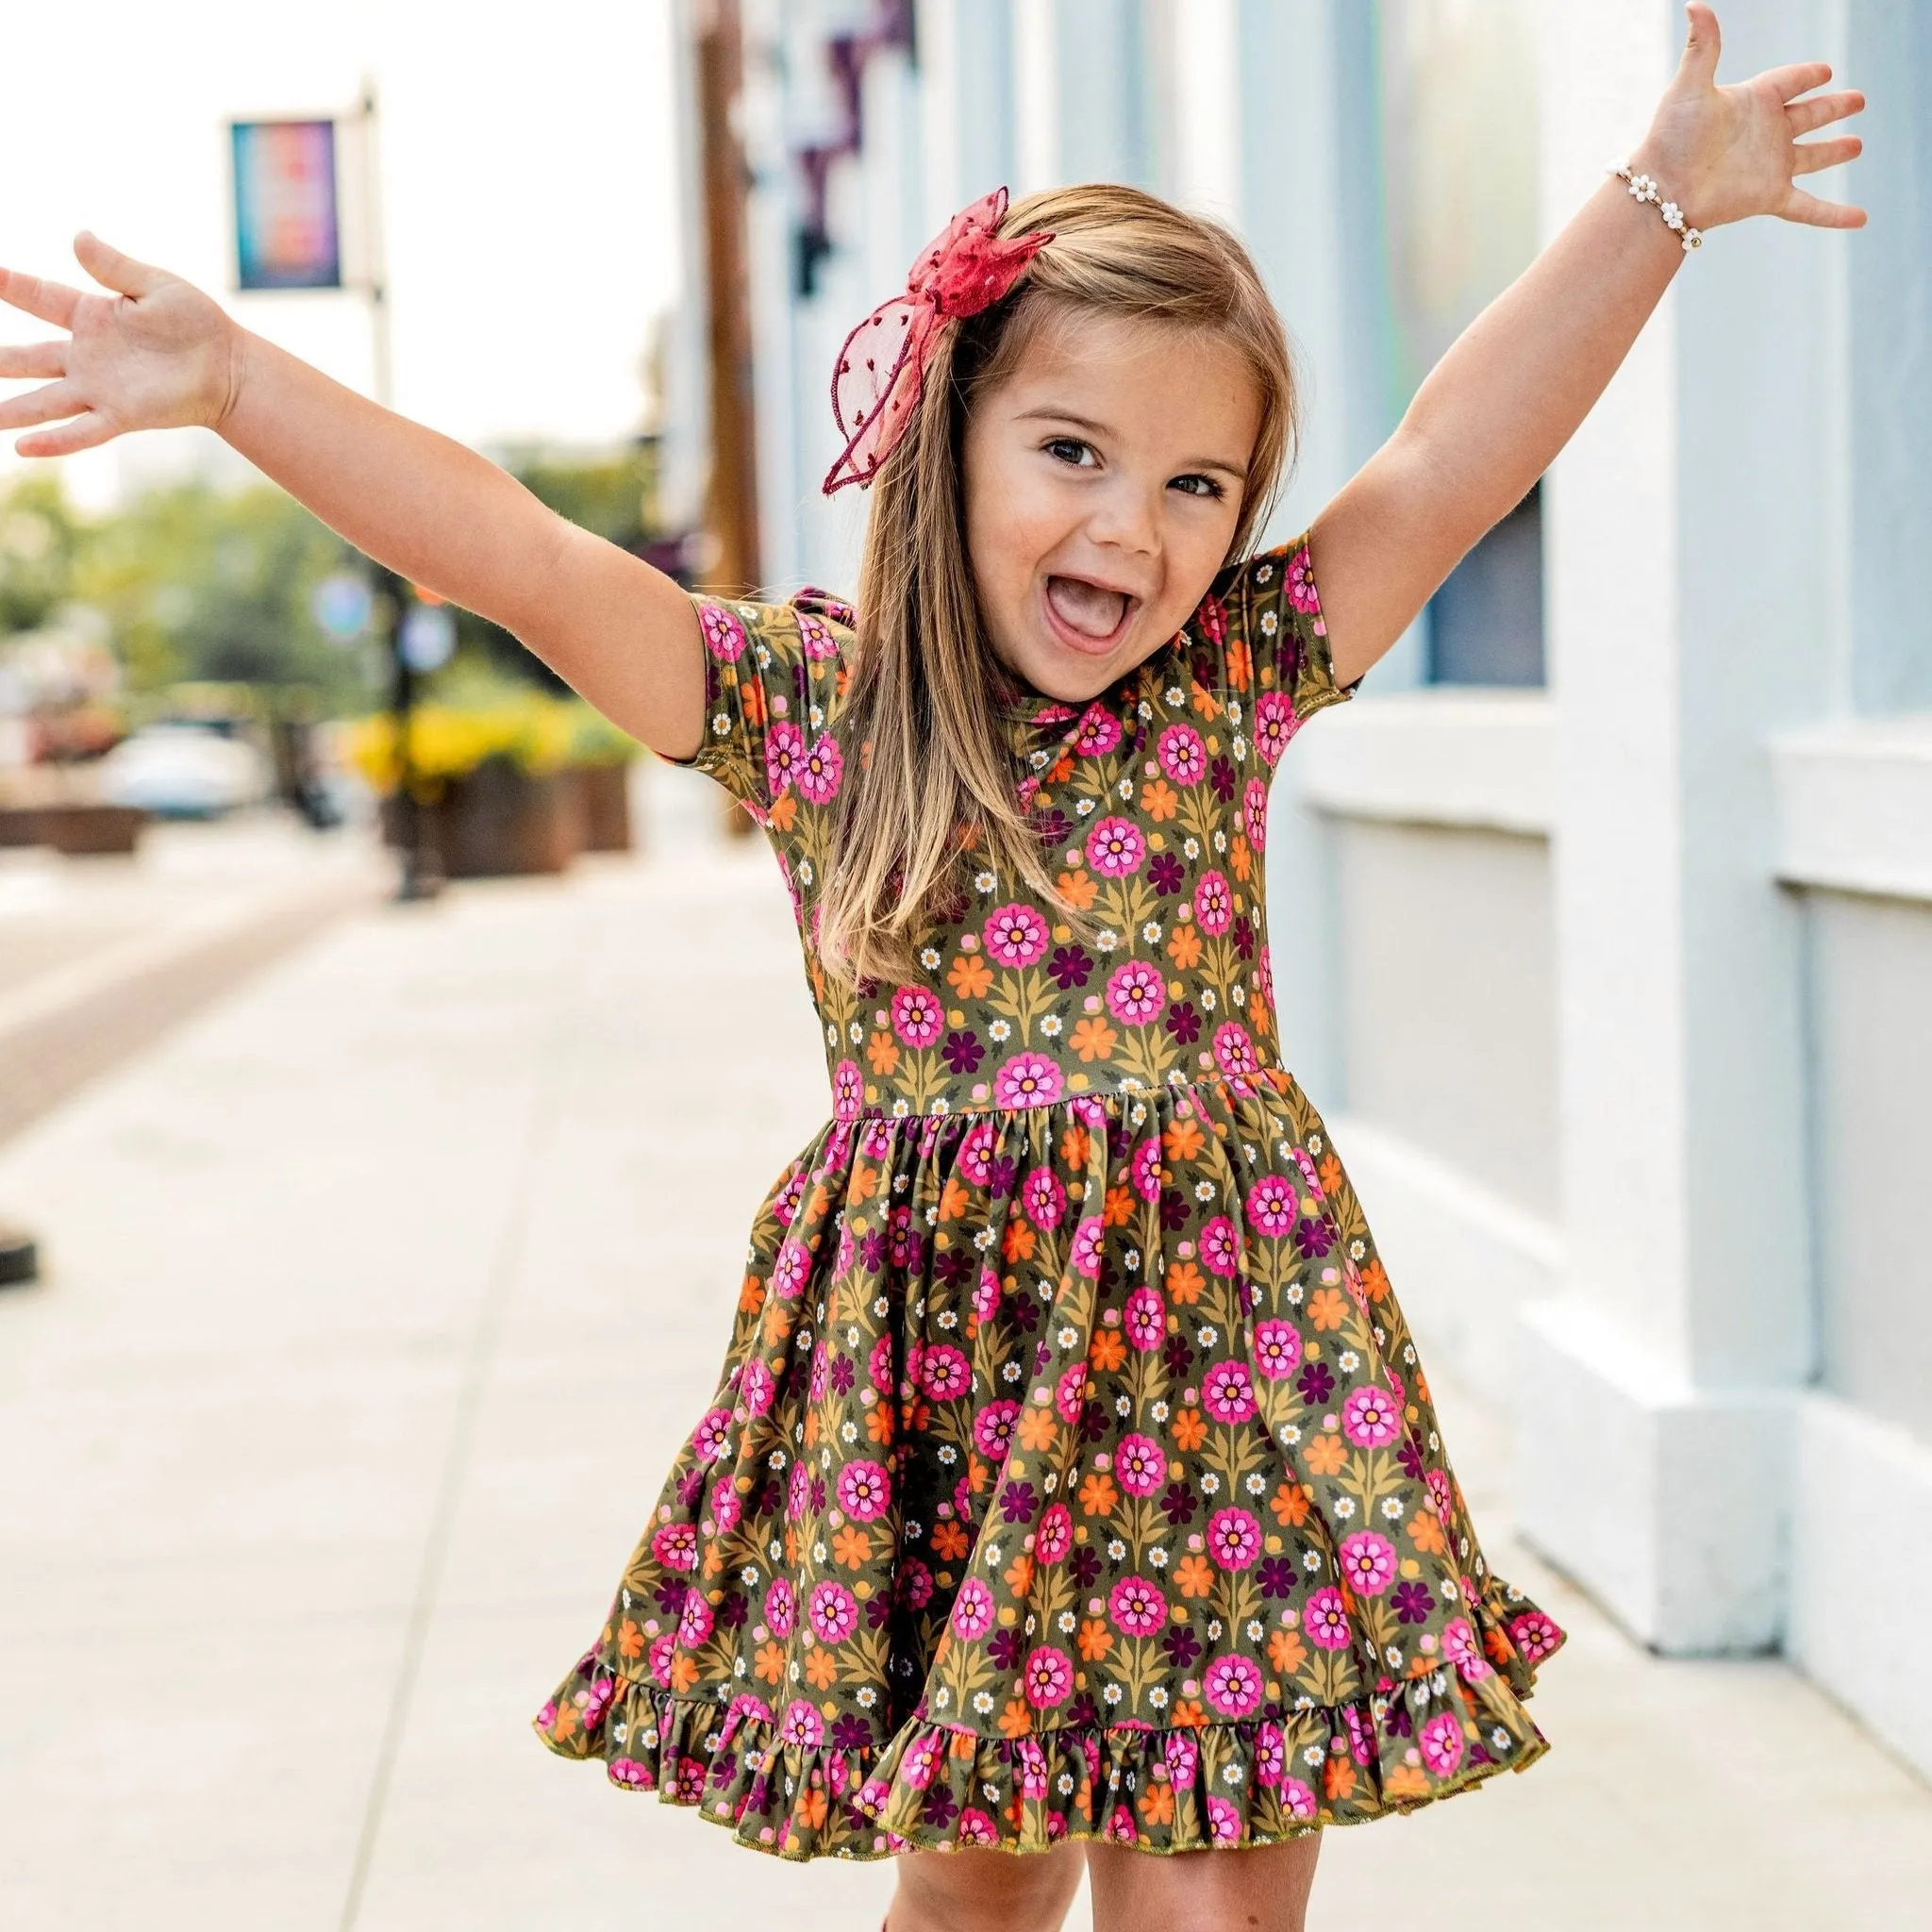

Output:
xmin=231 ymin=119 xmax=341 ymax=291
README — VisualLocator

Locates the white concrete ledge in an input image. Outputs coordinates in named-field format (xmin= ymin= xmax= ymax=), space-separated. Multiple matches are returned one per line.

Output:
xmin=1293 ymin=688 xmax=1555 ymax=835
xmin=1771 ymin=716 xmax=1932 ymax=904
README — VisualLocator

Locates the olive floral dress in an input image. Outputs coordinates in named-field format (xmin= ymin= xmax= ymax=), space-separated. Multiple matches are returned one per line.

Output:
xmin=534 ymin=537 xmax=1565 ymax=1859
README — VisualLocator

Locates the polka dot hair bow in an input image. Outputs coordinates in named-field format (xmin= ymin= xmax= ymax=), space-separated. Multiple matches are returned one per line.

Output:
xmin=821 ymin=186 xmax=1053 ymax=495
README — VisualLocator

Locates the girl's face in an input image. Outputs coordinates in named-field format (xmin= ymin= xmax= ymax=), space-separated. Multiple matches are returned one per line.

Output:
xmin=961 ymin=310 xmax=1260 ymax=703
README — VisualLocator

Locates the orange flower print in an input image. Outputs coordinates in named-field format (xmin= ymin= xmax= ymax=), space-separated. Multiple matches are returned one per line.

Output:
xmin=1017 ymin=1407 xmax=1058 ymax=1450
xmin=804 ymin=1646 xmax=838 ymax=1690
xmin=1141 ymin=777 xmax=1179 ymax=821
xmin=1271 ymin=1481 xmax=1312 ymax=1526
xmin=1171 ymin=1699 xmax=1208 ymax=1729
xmin=1056 ymin=869 xmax=1099 ymax=911
xmin=1078 ymin=1472 xmax=1119 ymax=1517
xmin=1319 ymin=1154 xmax=1343 ymax=1193
xmin=1408 ymin=1509 xmax=1448 ymax=1556
xmin=1171 ymin=1407 xmax=1208 ymax=1451
xmin=1174 ymin=1554 xmax=1214 ymax=1598
xmin=931 ymin=1521 xmax=970 ymax=1561
xmin=1362 ymin=1259 xmax=1391 ymax=1305
xmin=1303 ymin=1432 xmax=1348 ymax=1476
xmin=1103 ymin=1183 xmax=1135 ymax=1227
xmin=1267 ymin=1627 xmax=1307 ymax=1675
xmin=998 ymin=1699 xmax=1033 ymax=1740
xmin=1307 ymin=1287 xmax=1348 ymax=1331
xmin=1166 ymin=924 xmax=1204 ymax=970
xmin=866 ymin=1404 xmax=894 ymax=1445
xmin=1060 ymin=1124 xmax=1091 ymax=1168
xmin=738 ymin=1273 xmax=766 ymax=1314
xmin=1071 ymin=1016 xmax=1119 ymax=1062
xmin=1228 ymin=832 xmax=1253 ymax=883
xmin=1089 ymin=1328 xmax=1127 ymax=1373
xmin=1324 ymin=1756 xmax=1357 ymax=1802
xmin=1162 ymin=1118 xmax=1206 ymax=1162
xmin=618 ymin=1619 xmax=645 ymax=1660
xmin=867 ymin=1030 xmax=900 ymax=1075
xmin=940 ymin=1177 xmax=972 ymax=1221
xmin=755 ymin=1641 xmax=786 ymax=1684
xmin=797 ymin=1787 xmax=830 ymax=1829
xmin=1166 ymin=1259 xmax=1205 ymax=1305
xmin=832 ymin=1524 xmax=872 ymax=1568
xmin=670 ymin=1653 xmax=701 ymax=1693
xmin=947 ymin=950 xmax=993 ymax=999
xmin=1138 ymin=1782 xmax=1175 ymax=1824
xmin=1005 ymin=1553 xmax=1035 ymax=1594
xmin=1078 ymin=1619 xmax=1113 ymax=1660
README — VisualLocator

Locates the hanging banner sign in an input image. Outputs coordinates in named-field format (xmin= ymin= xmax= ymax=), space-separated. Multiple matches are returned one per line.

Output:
xmin=230 ymin=119 xmax=342 ymax=291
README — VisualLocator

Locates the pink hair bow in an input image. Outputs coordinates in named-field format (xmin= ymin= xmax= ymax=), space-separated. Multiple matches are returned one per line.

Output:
xmin=821 ymin=187 xmax=1052 ymax=495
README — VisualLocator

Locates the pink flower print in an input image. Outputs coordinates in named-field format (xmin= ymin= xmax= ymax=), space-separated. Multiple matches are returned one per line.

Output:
xmin=956 ymin=1808 xmax=999 ymax=1845
xmin=1206 ymin=1506 xmax=1262 ymax=1570
xmin=1288 ymin=543 xmax=1320 ymax=614
xmin=1108 ymin=1575 xmax=1166 ymax=1636
xmin=786 ymin=1463 xmax=810 ymax=1520
xmin=1304 ymin=1586 xmax=1353 ymax=1651
xmin=1245 ymin=1174 xmax=1300 ymax=1238
xmin=1253 ymin=690 xmax=1301 ymax=767
xmin=699 ymin=603 xmax=747 ymax=661
xmin=901 ymin=1731 xmax=943 ymax=1789
xmin=897 ymin=1558 xmax=936 ymax=1610
xmin=1509 ymin=1609 xmax=1564 ymax=1663
xmin=1085 ymin=815 xmax=1146 ymax=877
xmin=779 ymin=1698 xmax=824 ymax=1750
xmin=1114 ymin=1433 xmax=1167 ymax=1497
xmin=1123 ymin=1286 xmax=1165 ymax=1352
xmin=691 ymin=1405 xmax=733 ymax=1461
xmin=992 ymin=1052 xmax=1065 ymax=1109
xmin=797 ymin=733 xmax=843 ymax=804
xmin=741 ymin=1358 xmax=776 ymax=1416
xmin=1105 ymin=958 xmax=1167 ymax=1027
xmin=1211 ymin=1021 xmax=1259 ymax=1079
xmin=648 ymin=1632 xmax=677 ymax=1686
xmin=582 ymin=1672 xmax=617 ymax=1727
xmin=807 ymin=1580 xmax=860 ymax=1644
xmin=1207 ymin=1794 xmax=1244 ymax=1843
xmin=764 ymin=720 xmax=806 ymax=797
xmin=1203 ymin=1654 xmax=1264 ymax=1720
xmin=1021 ymin=1165 xmax=1067 ymax=1230
xmin=1253 ymin=1723 xmax=1287 ymax=1789
xmin=1023 ymin=1645 xmax=1074 ymax=1709
xmin=1251 ymin=1319 xmax=1303 ymax=1381
xmin=1280 ymin=1776 xmax=1320 ymax=1822
xmin=808 ymin=1342 xmax=831 ymax=1404
xmin=1419 ymin=1709 xmax=1466 ymax=1777
xmin=950 ymin=1576 xmax=997 ymax=1641
xmin=1254 ymin=944 xmax=1274 ymax=1018
xmin=608 ymin=1757 xmax=651 ymax=1790
xmin=831 ymin=1058 xmax=864 ymax=1122
xmin=1157 ymin=723 xmax=1208 ymax=787
xmin=1242 ymin=776 xmax=1269 ymax=852
xmin=709 ymin=1485 xmax=741 ymax=1535
xmin=920 ymin=1343 xmax=972 ymax=1402
xmin=973 ymin=1266 xmax=1002 ymax=1323
xmin=891 ymin=986 xmax=945 ymax=1049
xmin=1130 ymin=1136 xmax=1163 ymax=1201
xmin=771 ymin=1237 xmax=811 ymax=1302
xmin=1342 ymin=1703 xmax=1374 ymax=1766
xmin=984 ymin=903 xmax=1051 ymax=969
xmin=837 ymin=1458 xmax=892 ymax=1522
xmin=974 ymin=1399 xmax=1021 ymax=1457
xmin=1341 ymin=1386 xmax=1402 ymax=1449
xmin=1201 ymin=1359 xmax=1257 ymax=1424
xmin=868 ymin=1333 xmax=895 ymax=1392
xmin=958 ymin=1119 xmax=999 ymax=1184
xmin=1198 ymin=593 xmax=1228 ymax=647
xmin=676 ymin=1592 xmax=714 ymax=1647
xmin=1054 ymin=1361 xmax=1088 ymax=1421
xmin=773 ymin=1167 xmax=806 ymax=1226
xmin=1193 ymin=870 xmax=1235 ymax=937
xmin=652 ymin=1523 xmax=698 ymax=1573
xmin=1072 ymin=705 xmax=1124 ymax=757
xmin=1338 ymin=1531 xmax=1398 ymax=1596
xmin=1036 ymin=1501 xmax=1074 ymax=1563
xmin=1070 ymin=1215 xmax=1106 ymax=1277
xmin=1441 ymin=1617 xmax=1491 ymax=1681
xmin=1426 ymin=1469 xmax=1456 ymax=1523
xmin=1164 ymin=1729 xmax=1199 ymax=1788
xmin=1016 ymin=1737 xmax=1051 ymax=1801
xmin=1200 ymin=1214 xmax=1241 ymax=1277
xmin=797 ymin=609 xmax=839 ymax=659
xmin=1107 ymin=1804 xmax=1139 ymax=1842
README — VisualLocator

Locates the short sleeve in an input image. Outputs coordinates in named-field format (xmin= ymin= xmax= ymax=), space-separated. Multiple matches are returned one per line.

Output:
xmin=669 ymin=591 xmax=850 ymax=822
xmin=1191 ymin=532 xmax=1358 ymax=770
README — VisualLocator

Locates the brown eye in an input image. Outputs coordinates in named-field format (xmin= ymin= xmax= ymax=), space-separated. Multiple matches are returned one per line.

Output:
xmin=1172 ymin=474 xmax=1224 ymax=500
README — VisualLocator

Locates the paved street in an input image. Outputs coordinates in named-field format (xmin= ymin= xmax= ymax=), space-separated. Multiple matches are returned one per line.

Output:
xmin=1 ymin=762 xmax=1927 ymax=1930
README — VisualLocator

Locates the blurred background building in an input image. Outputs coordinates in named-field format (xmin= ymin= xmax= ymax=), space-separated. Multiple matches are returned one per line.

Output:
xmin=670 ymin=0 xmax=1932 ymax=1783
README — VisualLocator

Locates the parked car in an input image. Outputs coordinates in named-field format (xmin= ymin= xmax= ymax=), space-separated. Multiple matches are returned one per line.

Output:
xmin=98 ymin=720 xmax=271 ymax=819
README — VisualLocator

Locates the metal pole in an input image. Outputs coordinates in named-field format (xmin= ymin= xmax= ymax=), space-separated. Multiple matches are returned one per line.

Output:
xmin=358 ymin=74 xmax=441 ymax=900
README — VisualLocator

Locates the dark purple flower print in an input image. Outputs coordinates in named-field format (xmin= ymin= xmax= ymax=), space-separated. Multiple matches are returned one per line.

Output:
xmin=1233 ymin=915 xmax=1256 ymax=961
xmin=1160 ymin=1480 xmax=1197 ymax=1527
xmin=1032 ymin=808 xmax=1071 ymax=848
xmin=999 ymin=1479 xmax=1038 ymax=1524
xmin=988 ymin=1625 xmax=1024 ymax=1671
xmin=1296 ymin=1361 xmax=1336 ymax=1405
xmin=1209 ymin=756 xmax=1237 ymax=802
xmin=1009 ymin=1292 xmax=1042 ymax=1335
xmin=934 ymin=1244 xmax=974 ymax=1288
xmin=864 ymin=1591 xmax=893 ymax=1630
xmin=655 ymin=1577 xmax=689 ymax=1618
xmin=831 ymin=1714 xmax=873 ymax=1752
xmin=677 ymin=1467 xmax=707 ymax=1507
xmin=830 ymin=1356 xmax=856 ymax=1395
xmin=1070 ymin=1546 xmax=1102 ymax=1588
xmin=859 ymin=1232 xmax=886 ymax=1273
xmin=1397 ymin=1435 xmax=1424 ymax=1481
xmin=988 ymin=1156 xmax=1018 ymax=1195
xmin=1149 ymin=852 xmax=1187 ymax=894
xmin=1391 ymin=1581 xmax=1434 ymax=1626
xmin=1162 ymin=1624 xmax=1203 ymax=1669
xmin=941 ymin=1028 xmax=985 ymax=1074
xmin=1159 ymin=1189 xmax=1191 ymax=1232
xmin=1257 ymin=1557 xmax=1296 ymax=1600
xmin=1165 ymin=1001 xmax=1202 ymax=1045
xmin=1077 ymin=1401 xmax=1108 ymax=1443
xmin=1162 ymin=1334 xmax=1193 ymax=1379
xmin=809 ymin=1474 xmax=828 ymax=1512
xmin=1295 ymin=1215 xmax=1333 ymax=1257
xmin=1047 ymin=944 xmax=1094 ymax=990
xmin=923 ymin=1785 xmax=960 ymax=1829
xmin=720 ymin=1592 xmax=749 ymax=1630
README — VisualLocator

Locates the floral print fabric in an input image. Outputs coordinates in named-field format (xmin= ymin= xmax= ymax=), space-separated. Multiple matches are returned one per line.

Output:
xmin=534 ymin=538 xmax=1564 ymax=1859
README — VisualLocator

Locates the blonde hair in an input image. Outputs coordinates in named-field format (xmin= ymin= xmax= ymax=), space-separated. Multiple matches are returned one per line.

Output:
xmin=816 ymin=183 xmax=1297 ymax=988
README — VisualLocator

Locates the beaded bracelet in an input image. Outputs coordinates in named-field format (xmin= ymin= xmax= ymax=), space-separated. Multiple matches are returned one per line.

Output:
xmin=1611 ymin=160 xmax=1704 ymax=251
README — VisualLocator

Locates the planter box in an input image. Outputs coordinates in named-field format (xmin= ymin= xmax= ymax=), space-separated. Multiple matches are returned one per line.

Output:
xmin=382 ymin=762 xmax=582 ymax=877
xmin=573 ymin=762 xmax=635 ymax=854
xmin=0 ymin=804 xmax=147 ymax=856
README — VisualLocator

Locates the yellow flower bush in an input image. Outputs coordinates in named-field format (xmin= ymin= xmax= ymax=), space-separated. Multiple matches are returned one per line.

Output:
xmin=344 ymin=690 xmax=639 ymax=797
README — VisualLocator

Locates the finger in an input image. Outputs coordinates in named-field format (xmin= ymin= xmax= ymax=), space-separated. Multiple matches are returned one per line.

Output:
xmin=1677 ymin=4 xmax=1722 ymax=88
xmin=1792 ymin=134 xmax=1863 ymax=177
xmin=1787 ymin=90 xmax=1865 ymax=137
xmin=16 ymin=411 xmax=115 ymax=459
xmin=0 ymin=341 xmax=66 ymax=380
xmin=1782 ymin=186 xmax=1868 ymax=229
xmin=73 ymin=230 xmax=168 ymax=300
xmin=1759 ymin=60 xmax=1834 ymax=102
xmin=0 ymin=264 xmax=79 ymax=329
xmin=0 ymin=378 xmax=82 ymax=432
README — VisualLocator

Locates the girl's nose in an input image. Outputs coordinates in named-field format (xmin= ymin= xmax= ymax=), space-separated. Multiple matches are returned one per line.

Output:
xmin=1083 ymin=475 xmax=1162 ymax=558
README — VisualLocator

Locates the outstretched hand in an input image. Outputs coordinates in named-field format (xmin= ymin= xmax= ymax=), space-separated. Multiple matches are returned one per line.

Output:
xmin=1639 ymin=3 xmax=1865 ymax=231
xmin=0 ymin=233 xmax=242 ymax=458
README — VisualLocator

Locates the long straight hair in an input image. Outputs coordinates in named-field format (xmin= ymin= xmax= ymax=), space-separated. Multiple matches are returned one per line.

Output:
xmin=815 ymin=184 xmax=1299 ymax=987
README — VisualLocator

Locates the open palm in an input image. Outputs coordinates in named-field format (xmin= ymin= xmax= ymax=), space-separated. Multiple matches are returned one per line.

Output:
xmin=0 ymin=232 xmax=241 ymax=458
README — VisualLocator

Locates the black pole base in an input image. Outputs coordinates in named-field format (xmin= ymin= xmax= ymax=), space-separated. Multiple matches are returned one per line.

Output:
xmin=0 ymin=1224 xmax=40 ymax=1289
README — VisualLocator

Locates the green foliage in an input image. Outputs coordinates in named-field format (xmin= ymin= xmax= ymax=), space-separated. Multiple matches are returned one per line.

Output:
xmin=0 ymin=475 xmax=89 ymax=635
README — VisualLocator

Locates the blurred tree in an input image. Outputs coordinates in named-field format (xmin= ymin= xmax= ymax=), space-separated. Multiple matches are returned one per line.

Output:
xmin=0 ymin=474 xmax=87 ymax=634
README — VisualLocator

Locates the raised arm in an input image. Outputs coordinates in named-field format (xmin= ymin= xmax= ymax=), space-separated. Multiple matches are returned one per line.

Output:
xmin=0 ymin=235 xmax=705 ymax=760
xmin=1311 ymin=3 xmax=1865 ymax=690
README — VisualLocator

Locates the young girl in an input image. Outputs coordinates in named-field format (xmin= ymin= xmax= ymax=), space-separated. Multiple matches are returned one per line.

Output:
xmin=0 ymin=9 xmax=1861 ymax=1928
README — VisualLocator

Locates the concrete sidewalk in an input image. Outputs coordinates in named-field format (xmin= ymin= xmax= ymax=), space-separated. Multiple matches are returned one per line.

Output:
xmin=1 ymin=763 xmax=1926 ymax=1930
